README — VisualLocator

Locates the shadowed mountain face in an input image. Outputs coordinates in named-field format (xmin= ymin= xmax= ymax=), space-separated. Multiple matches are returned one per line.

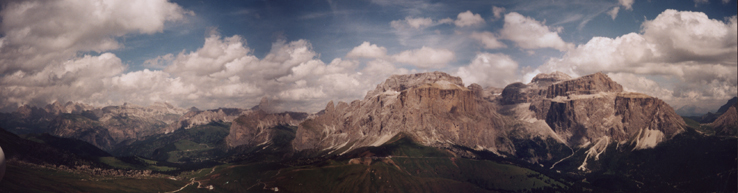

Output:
xmin=710 ymin=101 xmax=738 ymax=136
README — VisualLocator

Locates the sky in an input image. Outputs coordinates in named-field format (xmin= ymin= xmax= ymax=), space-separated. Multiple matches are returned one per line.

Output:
xmin=0 ymin=0 xmax=736 ymax=114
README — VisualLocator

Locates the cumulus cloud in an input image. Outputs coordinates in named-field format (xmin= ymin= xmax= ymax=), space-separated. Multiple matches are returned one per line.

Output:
xmin=0 ymin=0 xmax=410 ymax=112
xmin=346 ymin=42 xmax=455 ymax=69
xmin=499 ymin=12 xmax=574 ymax=51
xmin=0 ymin=0 xmax=189 ymax=111
xmin=528 ymin=9 xmax=737 ymax=109
xmin=0 ymin=0 xmax=189 ymax=74
xmin=456 ymin=53 xmax=519 ymax=88
xmin=454 ymin=10 xmax=485 ymax=27
xmin=470 ymin=31 xmax=507 ymax=49
xmin=392 ymin=47 xmax=456 ymax=68
xmin=346 ymin=42 xmax=388 ymax=59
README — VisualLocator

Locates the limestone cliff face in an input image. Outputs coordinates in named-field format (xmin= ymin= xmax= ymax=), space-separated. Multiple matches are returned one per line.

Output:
xmin=545 ymin=72 xmax=623 ymax=98
xmin=530 ymin=73 xmax=685 ymax=148
xmin=293 ymin=72 xmax=512 ymax=155
xmin=225 ymin=110 xmax=307 ymax=148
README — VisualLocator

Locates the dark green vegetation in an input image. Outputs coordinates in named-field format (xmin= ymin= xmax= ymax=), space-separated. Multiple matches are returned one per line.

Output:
xmin=22 ymin=133 xmax=111 ymax=157
xmin=550 ymin=127 xmax=737 ymax=193
xmin=186 ymin=133 xmax=580 ymax=193
xmin=0 ymin=164 xmax=186 ymax=193
xmin=112 ymin=122 xmax=231 ymax=163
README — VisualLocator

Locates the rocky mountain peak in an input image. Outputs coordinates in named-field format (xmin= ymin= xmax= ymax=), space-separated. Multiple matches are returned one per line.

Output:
xmin=530 ymin=71 xmax=572 ymax=87
xmin=365 ymin=71 xmax=464 ymax=99
xmin=293 ymin=72 xmax=508 ymax=155
xmin=251 ymin=97 xmax=273 ymax=112
xmin=546 ymin=72 xmax=623 ymax=98
xmin=43 ymin=101 xmax=93 ymax=115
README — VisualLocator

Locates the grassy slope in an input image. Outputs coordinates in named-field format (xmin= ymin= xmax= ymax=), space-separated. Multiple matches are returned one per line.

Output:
xmin=112 ymin=122 xmax=230 ymax=163
xmin=0 ymin=163 xmax=186 ymax=193
xmin=190 ymin=133 xmax=575 ymax=193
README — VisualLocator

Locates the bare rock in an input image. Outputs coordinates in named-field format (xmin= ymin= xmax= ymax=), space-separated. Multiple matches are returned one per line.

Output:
xmin=711 ymin=102 xmax=738 ymax=136
xmin=530 ymin=71 xmax=571 ymax=87
xmin=293 ymin=72 xmax=512 ymax=155
xmin=545 ymin=72 xmax=623 ymax=98
xmin=226 ymin=110 xmax=307 ymax=148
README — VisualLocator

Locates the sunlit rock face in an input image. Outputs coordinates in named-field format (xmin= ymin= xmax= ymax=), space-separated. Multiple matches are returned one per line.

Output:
xmin=530 ymin=73 xmax=685 ymax=148
xmin=225 ymin=110 xmax=308 ymax=148
xmin=292 ymin=71 xmax=686 ymax=162
xmin=293 ymin=71 xmax=514 ymax=155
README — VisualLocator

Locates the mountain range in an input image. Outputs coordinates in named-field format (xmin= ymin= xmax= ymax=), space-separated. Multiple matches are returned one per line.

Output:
xmin=0 ymin=71 xmax=735 ymax=192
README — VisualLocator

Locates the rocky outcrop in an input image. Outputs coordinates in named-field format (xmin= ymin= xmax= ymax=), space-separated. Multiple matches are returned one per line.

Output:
xmin=293 ymin=72 xmax=512 ymax=155
xmin=545 ymin=72 xmax=622 ymax=98
xmin=710 ymin=102 xmax=738 ymax=136
xmin=164 ymin=108 xmax=247 ymax=133
xmin=530 ymin=71 xmax=572 ymax=87
xmin=530 ymin=73 xmax=684 ymax=148
xmin=225 ymin=110 xmax=307 ymax=148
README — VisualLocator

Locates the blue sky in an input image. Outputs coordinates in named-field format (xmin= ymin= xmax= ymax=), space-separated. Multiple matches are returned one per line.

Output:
xmin=0 ymin=0 xmax=736 ymax=113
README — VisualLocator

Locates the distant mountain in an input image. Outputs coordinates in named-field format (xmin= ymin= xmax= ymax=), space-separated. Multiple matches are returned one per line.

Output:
xmin=676 ymin=104 xmax=711 ymax=116
xmin=688 ymin=96 xmax=738 ymax=123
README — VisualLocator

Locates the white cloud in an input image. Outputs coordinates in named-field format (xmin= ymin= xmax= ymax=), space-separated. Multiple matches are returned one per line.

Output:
xmin=144 ymin=53 xmax=175 ymax=69
xmin=390 ymin=17 xmax=449 ymax=30
xmin=470 ymin=31 xmax=507 ymax=49
xmin=454 ymin=10 xmax=485 ymax=27
xmin=607 ymin=73 xmax=673 ymax=99
xmin=492 ymin=6 xmax=506 ymax=20
xmin=499 ymin=12 xmax=574 ymax=51
xmin=609 ymin=0 xmax=634 ymax=20
xmin=346 ymin=42 xmax=388 ymax=59
xmin=528 ymin=9 xmax=737 ymax=109
xmin=391 ymin=47 xmax=456 ymax=68
xmin=607 ymin=7 xmax=620 ymax=20
xmin=619 ymin=0 xmax=634 ymax=10
xmin=456 ymin=53 xmax=519 ymax=88
xmin=0 ymin=0 xmax=189 ymax=111
xmin=0 ymin=0 xmax=189 ymax=74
